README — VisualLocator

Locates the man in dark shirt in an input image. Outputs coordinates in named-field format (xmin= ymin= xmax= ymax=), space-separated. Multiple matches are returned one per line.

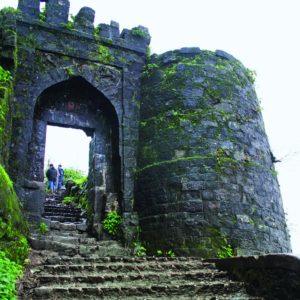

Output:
xmin=57 ymin=164 xmax=64 ymax=191
xmin=46 ymin=164 xmax=57 ymax=193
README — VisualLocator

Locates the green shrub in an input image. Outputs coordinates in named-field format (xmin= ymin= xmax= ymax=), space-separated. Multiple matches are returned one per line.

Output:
xmin=102 ymin=211 xmax=122 ymax=236
xmin=63 ymin=196 xmax=77 ymax=205
xmin=64 ymin=168 xmax=87 ymax=186
xmin=0 ymin=251 xmax=23 ymax=300
xmin=0 ymin=66 xmax=12 ymax=83
xmin=217 ymin=244 xmax=234 ymax=258
xmin=39 ymin=222 xmax=48 ymax=235
xmin=133 ymin=242 xmax=147 ymax=257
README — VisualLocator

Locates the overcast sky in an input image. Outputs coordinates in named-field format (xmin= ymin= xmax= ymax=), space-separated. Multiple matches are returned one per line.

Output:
xmin=1 ymin=0 xmax=299 ymax=253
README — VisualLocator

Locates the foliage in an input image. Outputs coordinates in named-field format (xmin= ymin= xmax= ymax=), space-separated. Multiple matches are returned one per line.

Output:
xmin=94 ymin=25 xmax=101 ymax=37
xmin=0 ymin=250 xmax=23 ymax=300
xmin=0 ymin=66 xmax=12 ymax=83
xmin=0 ymin=164 xmax=29 ymax=265
xmin=0 ymin=236 xmax=29 ymax=265
xmin=0 ymin=7 xmax=21 ymax=15
xmin=63 ymin=196 xmax=77 ymax=205
xmin=102 ymin=211 xmax=122 ymax=236
xmin=39 ymin=7 xmax=46 ymax=22
xmin=247 ymin=68 xmax=257 ymax=84
xmin=64 ymin=168 xmax=87 ymax=186
xmin=39 ymin=222 xmax=48 ymax=235
xmin=64 ymin=14 xmax=75 ymax=30
xmin=156 ymin=249 xmax=176 ymax=257
xmin=63 ymin=168 xmax=88 ymax=210
xmin=142 ymin=63 xmax=159 ymax=78
xmin=66 ymin=67 xmax=75 ymax=77
xmin=131 ymin=28 xmax=147 ymax=38
xmin=217 ymin=244 xmax=234 ymax=259
xmin=95 ymin=45 xmax=113 ymax=64
xmin=133 ymin=242 xmax=147 ymax=257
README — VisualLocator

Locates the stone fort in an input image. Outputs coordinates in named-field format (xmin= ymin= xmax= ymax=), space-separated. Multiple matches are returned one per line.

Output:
xmin=0 ymin=0 xmax=291 ymax=257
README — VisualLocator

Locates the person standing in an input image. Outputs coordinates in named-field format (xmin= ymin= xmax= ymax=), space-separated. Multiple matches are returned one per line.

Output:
xmin=46 ymin=164 xmax=57 ymax=194
xmin=57 ymin=164 xmax=64 ymax=191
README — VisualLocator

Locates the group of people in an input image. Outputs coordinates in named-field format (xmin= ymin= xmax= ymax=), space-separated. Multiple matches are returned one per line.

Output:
xmin=46 ymin=164 xmax=64 ymax=193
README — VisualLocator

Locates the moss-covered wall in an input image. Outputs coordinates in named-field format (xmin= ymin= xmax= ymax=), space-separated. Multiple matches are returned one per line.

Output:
xmin=136 ymin=48 xmax=291 ymax=256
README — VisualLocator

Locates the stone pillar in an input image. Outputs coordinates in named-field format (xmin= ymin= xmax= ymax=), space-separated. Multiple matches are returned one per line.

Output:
xmin=18 ymin=0 xmax=40 ymax=20
xmin=74 ymin=7 xmax=95 ymax=35
xmin=45 ymin=0 xmax=70 ymax=25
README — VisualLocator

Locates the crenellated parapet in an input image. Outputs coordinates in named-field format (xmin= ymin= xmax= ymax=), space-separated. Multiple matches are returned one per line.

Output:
xmin=15 ymin=0 xmax=150 ymax=54
xmin=44 ymin=0 xmax=70 ymax=25
xmin=74 ymin=7 xmax=95 ymax=35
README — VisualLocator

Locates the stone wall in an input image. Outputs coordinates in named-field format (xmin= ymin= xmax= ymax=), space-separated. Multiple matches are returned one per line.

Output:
xmin=137 ymin=48 xmax=291 ymax=256
xmin=0 ymin=1 xmax=291 ymax=255
xmin=0 ymin=0 xmax=150 ymax=229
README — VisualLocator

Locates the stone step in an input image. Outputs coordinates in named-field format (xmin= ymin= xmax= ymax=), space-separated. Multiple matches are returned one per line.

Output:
xmin=42 ymin=220 xmax=88 ymax=232
xmin=42 ymin=261 xmax=215 ymax=274
xmin=45 ymin=255 xmax=213 ymax=266
xmin=33 ymin=281 xmax=248 ymax=299
xmin=43 ymin=216 xmax=83 ymax=222
xmin=44 ymin=207 xmax=82 ymax=214
xmin=38 ymin=269 xmax=229 ymax=285
xmin=43 ymin=213 xmax=82 ymax=219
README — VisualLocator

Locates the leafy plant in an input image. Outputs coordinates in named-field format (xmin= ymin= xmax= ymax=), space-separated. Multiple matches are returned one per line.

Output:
xmin=64 ymin=168 xmax=87 ymax=185
xmin=0 ymin=236 xmax=29 ymax=265
xmin=0 ymin=251 xmax=23 ymax=300
xmin=39 ymin=7 xmax=46 ymax=22
xmin=0 ymin=7 xmax=21 ymax=15
xmin=0 ymin=66 xmax=12 ymax=83
xmin=217 ymin=244 xmax=234 ymax=259
xmin=133 ymin=242 xmax=147 ymax=257
xmin=39 ymin=222 xmax=48 ymax=235
xmin=156 ymin=249 xmax=175 ymax=257
xmin=63 ymin=14 xmax=75 ymax=30
xmin=131 ymin=28 xmax=147 ymax=38
xmin=247 ymin=68 xmax=257 ymax=84
xmin=102 ymin=211 xmax=122 ymax=236
xmin=63 ymin=196 xmax=77 ymax=205
xmin=166 ymin=250 xmax=176 ymax=257
xmin=95 ymin=45 xmax=113 ymax=64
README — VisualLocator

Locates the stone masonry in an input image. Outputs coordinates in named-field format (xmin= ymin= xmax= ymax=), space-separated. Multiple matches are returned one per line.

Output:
xmin=0 ymin=0 xmax=291 ymax=256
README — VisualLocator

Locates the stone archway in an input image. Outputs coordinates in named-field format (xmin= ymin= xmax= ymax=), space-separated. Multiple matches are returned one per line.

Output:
xmin=29 ymin=76 xmax=120 ymax=229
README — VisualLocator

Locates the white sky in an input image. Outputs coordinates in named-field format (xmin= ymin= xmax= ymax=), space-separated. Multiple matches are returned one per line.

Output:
xmin=1 ymin=0 xmax=299 ymax=253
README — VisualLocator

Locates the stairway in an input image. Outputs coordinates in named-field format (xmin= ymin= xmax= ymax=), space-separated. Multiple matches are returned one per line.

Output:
xmin=42 ymin=193 xmax=84 ymax=223
xmin=20 ymin=193 xmax=263 ymax=299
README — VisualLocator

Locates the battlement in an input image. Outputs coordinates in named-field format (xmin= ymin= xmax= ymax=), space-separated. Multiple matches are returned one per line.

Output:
xmin=16 ymin=0 xmax=150 ymax=52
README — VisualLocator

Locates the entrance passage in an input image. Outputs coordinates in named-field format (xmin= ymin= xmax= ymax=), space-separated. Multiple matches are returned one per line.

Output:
xmin=44 ymin=125 xmax=91 ymax=174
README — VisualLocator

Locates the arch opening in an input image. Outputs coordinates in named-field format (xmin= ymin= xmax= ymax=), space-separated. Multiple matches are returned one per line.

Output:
xmin=26 ymin=76 xmax=121 ymax=229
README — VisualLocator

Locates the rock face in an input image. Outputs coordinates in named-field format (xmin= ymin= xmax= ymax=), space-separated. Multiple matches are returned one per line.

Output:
xmin=136 ymin=49 xmax=291 ymax=255
xmin=0 ymin=1 xmax=291 ymax=256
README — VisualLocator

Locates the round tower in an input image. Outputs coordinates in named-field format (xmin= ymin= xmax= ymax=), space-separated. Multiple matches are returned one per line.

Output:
xmin=136 ymin=48 xmax=291 ymax=256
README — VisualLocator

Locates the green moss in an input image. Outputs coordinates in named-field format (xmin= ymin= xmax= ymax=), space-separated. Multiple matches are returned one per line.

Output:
xmin=0 ymin=164 xmax=29 ymax=264
xmin=94 ymin=45 xmax=114 ymax=64
xmin=142 ymin=63 xmax=159 ymax=78
xmin=179 ymin=227 xmax=234 ymax=258
xmin=131 ymin=28 xmax=147 ymax=38
xmin=0 ymin=74 xmax=13 ymax=166
xmin=65 ymin=67 xmax=75 ymax=77
xmin=63 ymin=14 xmax=75 ymax=30
xmin=136 ymin=155 xmax=211 ymax=173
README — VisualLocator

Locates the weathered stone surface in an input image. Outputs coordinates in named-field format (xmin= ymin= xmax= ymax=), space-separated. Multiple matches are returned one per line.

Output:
xmin=137 ymin=49 xmax=291 ymax=256
xmin=0 ymin=1 xmax=290 ymax=258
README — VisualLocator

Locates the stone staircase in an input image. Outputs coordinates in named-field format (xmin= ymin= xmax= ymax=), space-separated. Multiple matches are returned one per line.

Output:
xmin=42 ymin=193 xmax=84 ymax=223
xmin=20 ymin=193 xmax=263 ymax=299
